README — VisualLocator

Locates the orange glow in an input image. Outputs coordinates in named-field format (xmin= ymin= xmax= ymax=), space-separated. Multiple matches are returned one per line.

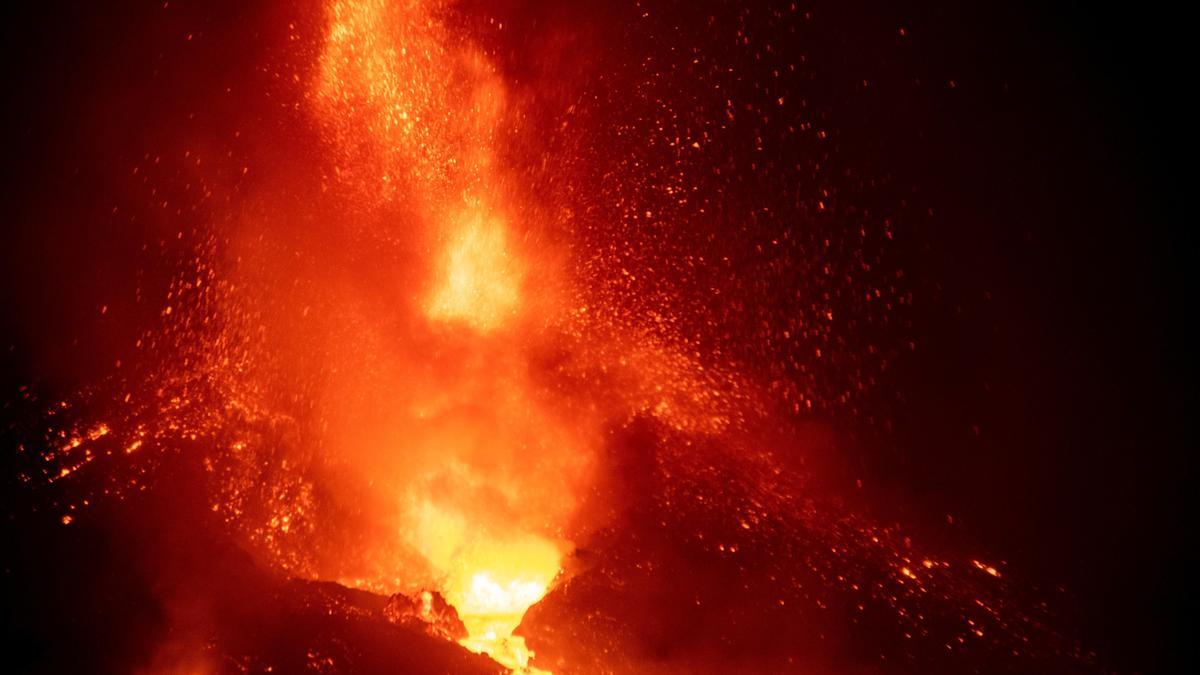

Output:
xmin=426 ymin=201 xmax=521 ymax=331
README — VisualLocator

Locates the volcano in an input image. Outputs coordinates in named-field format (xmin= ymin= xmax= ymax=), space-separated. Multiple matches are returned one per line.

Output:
xmin=2 ymin=1 xmax=1188 ymax=674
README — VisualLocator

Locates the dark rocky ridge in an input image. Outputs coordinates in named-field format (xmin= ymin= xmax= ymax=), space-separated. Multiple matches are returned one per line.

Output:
xmin=2 ymin=480 xmax=500 ymax=675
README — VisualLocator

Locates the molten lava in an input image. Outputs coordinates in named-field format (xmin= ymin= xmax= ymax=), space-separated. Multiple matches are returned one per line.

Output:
xmin=313 ymin=0 xmax=574 ymax=666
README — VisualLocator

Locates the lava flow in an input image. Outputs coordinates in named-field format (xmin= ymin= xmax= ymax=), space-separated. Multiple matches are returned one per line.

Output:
xmin=4 ymin=0 xmax=1158 ymax=673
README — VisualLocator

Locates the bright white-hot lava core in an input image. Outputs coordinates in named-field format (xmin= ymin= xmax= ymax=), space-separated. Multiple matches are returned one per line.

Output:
xmin=410 ymin=498 xmax=560 ymax=669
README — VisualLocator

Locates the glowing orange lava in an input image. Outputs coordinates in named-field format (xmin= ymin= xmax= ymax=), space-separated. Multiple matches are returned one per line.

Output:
xmin=313 ymin=0 xmax=570 ymax=667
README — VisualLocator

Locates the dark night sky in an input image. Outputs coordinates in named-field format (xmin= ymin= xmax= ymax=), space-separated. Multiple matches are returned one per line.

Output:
xmin=2 ymin=2 xmax=1192 ymax=673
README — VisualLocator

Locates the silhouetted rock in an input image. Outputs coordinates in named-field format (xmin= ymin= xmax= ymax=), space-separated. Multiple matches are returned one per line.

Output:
xmin=385 ymin=589 xmax=469 ymax=642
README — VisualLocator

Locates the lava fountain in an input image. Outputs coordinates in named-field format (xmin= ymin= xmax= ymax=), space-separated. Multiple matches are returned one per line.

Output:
xmin=310 ymin=0 xmax=582 ymax=666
